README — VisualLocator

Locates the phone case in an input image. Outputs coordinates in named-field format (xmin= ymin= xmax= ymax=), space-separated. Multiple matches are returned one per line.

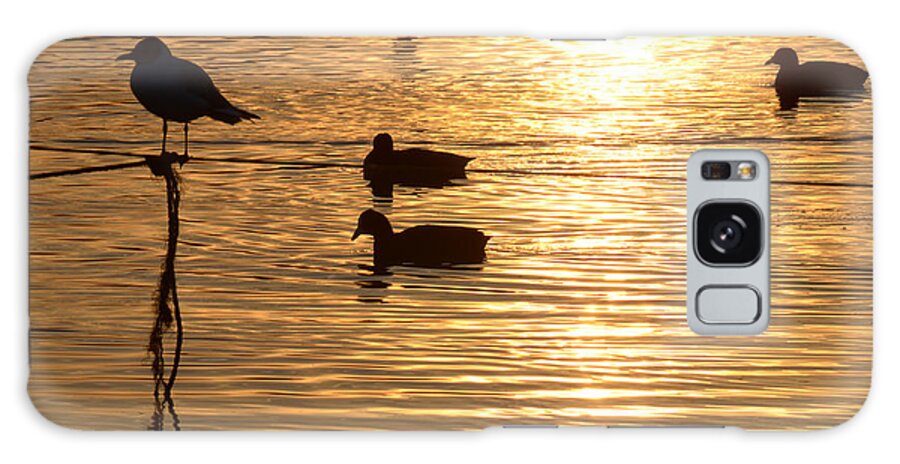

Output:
xmin=28 ymin=36 xmax=872 ymax=431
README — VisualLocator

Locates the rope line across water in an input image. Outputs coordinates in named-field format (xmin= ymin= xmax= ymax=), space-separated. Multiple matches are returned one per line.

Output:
xmin=28 ymin=144 xmax=872 ymax=188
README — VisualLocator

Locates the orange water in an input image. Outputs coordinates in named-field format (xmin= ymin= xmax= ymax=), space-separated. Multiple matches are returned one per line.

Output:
xmin=28 ymin=37 xmax=871 ymax=430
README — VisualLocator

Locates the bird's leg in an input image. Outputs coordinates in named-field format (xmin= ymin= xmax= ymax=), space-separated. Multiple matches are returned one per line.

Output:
xmin=183 ymin=123 xmax=189 ymax=158
xmin=161 ymin=119 xmax=168 ymax=154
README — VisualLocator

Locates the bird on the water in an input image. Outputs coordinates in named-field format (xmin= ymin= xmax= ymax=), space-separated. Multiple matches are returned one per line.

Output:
xmin=363 ymin=133 xmax=473 ymax=179
xmin=351 ymin=209 xmax=489 ymax=268
xmin=117 ymin=37 xmax=260 ymax=157
xmin=765 ymin=47 xmax=868 ymax=97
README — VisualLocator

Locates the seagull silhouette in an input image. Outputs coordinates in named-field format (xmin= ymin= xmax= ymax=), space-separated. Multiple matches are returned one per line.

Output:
xmin=117 ymin=37 xmax=260 ymax=157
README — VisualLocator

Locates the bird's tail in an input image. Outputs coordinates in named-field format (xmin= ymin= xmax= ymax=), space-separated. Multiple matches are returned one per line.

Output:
xmin=209 ymin=105 xmax=261 ymax=125
xmin=235 ymin=107 xmax=261 ymax=121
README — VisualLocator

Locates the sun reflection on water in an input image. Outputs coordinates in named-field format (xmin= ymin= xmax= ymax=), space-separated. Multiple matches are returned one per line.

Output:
xmin=28 ymin=36 xmax=870 ymax=430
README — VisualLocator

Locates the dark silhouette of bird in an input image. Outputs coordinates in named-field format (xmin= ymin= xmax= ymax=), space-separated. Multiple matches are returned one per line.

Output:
xmin=765 ymin=47 xmax=868 ymax=98
xmin=117 ymin=37 xmax=260 ymax=157
xmin=363 ymin=133 xmax=473 ymax=179
xmin=351 ymin=209 xmax=488 ymax=268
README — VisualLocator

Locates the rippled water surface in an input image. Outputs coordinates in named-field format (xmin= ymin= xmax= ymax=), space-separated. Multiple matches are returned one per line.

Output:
xmin=29 ymin=36 xmax=871 ymax=430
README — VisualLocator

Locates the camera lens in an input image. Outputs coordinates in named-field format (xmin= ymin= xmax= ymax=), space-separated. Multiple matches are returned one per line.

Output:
xmin=695 ymin=202 xmax=762 ymax=265
xmin=711 ymin=218 xmax=743 ymax=251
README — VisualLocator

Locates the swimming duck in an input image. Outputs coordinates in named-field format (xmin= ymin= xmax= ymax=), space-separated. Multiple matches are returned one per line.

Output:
xmin=351 ymin=209 xmax=488 ymax=268
xmin=765 ymin=47 xmax=868 ymax=97
xmin=363 ymin=133 xmax=473 ymax=179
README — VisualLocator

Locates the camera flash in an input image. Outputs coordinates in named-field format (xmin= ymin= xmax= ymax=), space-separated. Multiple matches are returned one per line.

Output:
xmin=737 ymin=162 xmax=756 ymax=180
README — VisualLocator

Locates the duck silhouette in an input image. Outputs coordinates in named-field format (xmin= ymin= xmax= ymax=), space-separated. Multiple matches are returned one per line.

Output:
xmin=351 ymin=209 xmax=488 ymax=268
xmin=117 ymin=37 xmax=260 ymax=157
xmin=765 ymin=47 xmax=868 ymax=99
xmin=363 ymin=133 xmax=473 ymax=179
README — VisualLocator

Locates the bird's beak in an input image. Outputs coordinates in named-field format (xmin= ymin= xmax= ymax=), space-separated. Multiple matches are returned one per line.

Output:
xmin=116 ymin=52 xmax=134 ymax=61
xmin=351 ymin=228 xmax=361 ymax=241
xmin=764 ymin=58 xmax=773 ymax=66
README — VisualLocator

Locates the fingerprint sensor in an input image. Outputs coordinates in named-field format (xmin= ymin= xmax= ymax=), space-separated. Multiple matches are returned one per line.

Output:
xmin=696 ymin=286 xmax=761 ymax=324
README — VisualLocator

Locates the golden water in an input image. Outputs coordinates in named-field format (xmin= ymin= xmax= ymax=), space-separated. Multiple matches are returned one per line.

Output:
xmin=28 ymin=36 xmax=871 ymax=430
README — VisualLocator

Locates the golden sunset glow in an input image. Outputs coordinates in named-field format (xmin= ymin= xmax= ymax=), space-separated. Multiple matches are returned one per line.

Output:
xmin=29 ymin=36 xmax=871 ymax=431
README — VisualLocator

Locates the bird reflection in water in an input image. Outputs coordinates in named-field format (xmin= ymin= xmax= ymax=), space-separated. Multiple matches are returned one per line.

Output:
xmin=355 ymin=272 xmax=392 ymax=304
xmin=145 ymin=154 xmax=185 ymax=431
xmin=367 ymin=173 xmax=467 ymax=202
xmin=391 ymin=37 xmax=424 ymax=82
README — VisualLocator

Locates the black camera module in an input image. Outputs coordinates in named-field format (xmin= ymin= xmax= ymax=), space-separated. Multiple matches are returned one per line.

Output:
xmin=694 ymin=201 xmax=762 ymax=265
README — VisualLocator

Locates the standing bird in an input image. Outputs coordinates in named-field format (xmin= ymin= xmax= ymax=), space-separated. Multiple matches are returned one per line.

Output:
xmin=765 ymin=47 xmax=868 ymax=98
xmin=117 ymin=37 xmax=260 ymax=157
xmin=351 ymin=209 xmax=489 ymax=268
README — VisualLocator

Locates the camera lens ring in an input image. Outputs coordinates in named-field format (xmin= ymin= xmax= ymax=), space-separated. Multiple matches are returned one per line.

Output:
xmin=693 ymin=201 xmax=763 ymax=267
